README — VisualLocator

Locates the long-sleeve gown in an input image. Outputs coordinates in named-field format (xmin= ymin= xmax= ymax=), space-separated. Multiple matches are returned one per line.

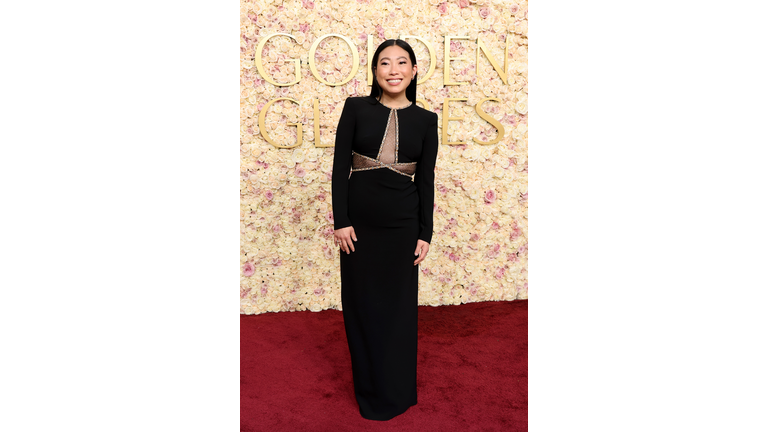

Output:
xmin=331 ymin=96 xmax=439 ymax=420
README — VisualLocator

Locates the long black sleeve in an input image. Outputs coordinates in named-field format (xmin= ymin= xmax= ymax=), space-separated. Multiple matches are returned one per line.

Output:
xmin=331 ymin=98 xmax=356 ymax=230
xmin=414 ymin=112 xmax=439 ymax=244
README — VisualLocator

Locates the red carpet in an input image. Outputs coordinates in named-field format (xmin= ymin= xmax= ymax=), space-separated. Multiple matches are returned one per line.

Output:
xmin=241 ymin=300 xmax=527 ymax=431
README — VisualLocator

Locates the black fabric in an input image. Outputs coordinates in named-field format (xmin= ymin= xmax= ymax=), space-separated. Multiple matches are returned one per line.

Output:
xmin=331 ymin=96 xmax=439 ymax=420
xmin=332 ymin=96 xmax=438 ymax=243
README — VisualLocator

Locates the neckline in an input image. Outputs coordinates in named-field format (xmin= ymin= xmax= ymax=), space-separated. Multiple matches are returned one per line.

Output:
xmin=378 ymin=99 xmax=412 ymax=110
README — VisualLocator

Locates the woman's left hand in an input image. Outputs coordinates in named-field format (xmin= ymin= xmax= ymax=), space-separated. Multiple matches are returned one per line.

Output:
xmin=414 ymin=240 xmax=430 ymax=266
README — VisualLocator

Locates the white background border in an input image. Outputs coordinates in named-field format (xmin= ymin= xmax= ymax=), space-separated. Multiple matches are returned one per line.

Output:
xmin=1 ymin=0 xmax=767 ymax=430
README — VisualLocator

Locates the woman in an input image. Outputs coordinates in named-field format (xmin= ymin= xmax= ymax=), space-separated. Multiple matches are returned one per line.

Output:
xmin=331 ymin=39 xmax=439 ymax=421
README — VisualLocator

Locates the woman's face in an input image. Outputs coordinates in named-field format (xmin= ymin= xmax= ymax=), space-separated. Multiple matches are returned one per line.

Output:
xmin=375 ymin=45 xmax=417 ymax=96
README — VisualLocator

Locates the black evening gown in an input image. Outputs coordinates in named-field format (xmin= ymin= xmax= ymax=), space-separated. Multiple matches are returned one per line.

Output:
xmin=332 ymin=96 xmax=439 ymax=420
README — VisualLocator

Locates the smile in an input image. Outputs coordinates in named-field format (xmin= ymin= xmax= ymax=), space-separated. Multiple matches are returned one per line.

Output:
xmin=386 ymin=79 xmax=403 ymax=85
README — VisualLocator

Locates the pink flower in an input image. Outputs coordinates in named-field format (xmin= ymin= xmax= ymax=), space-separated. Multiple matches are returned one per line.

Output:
xmin=449 ymin=253 xmax=460 ymax=262
xmin=261 ymin=284 xmax=268 ymax=296
xmin=470 ymin=233 xmax=480 ymax=242
xmin=271 ymin=257 xmax=282 ymax=267
xmin=520 ymin=192 xmax=528 ymax=202
xmin=264 ymin=190 xmax=274 ymax=201
xmin=458 ymin=0 xmax=469 ymax=8
xmin=317 ymin=192 xmax=326 ymax=201
xmin=479 ymin=7 xmax=490 ymax=19
xmin=326 ymin=211 xmax=334 ymax=223
xmin=510 ymin=4 xmax=520 ymax=14
xmin=437 ymin=2 xmax=448 ymax=14
xmin=484 ymin=189 xmax=497 ymax=204
xmin=495 ymin=267 xmax=506 ymax=279
xmin=517 ymin=243 xmax=528 ymax=255
xmin=510 ymin=226 xmax=522 ymax=240
xmin=242 ymin=262 xmax=255 ymax=277
xmin=295 ymin=166 xmax=306 ymax=178
xmin=507 ymin=253 xmax=519 ymax=263
xmin=302 ymin=0 xmax=314 ymax=9
xmin=240 ymin=287 xmax=251 ymax=298
xmin=491 ymin=221 xmax=500 ymax=230
xmin=314 ymin=287 xmax=325 ymax=296
xmin=299 ymin=23 xmax=310 ymax=33
xmin=272 ymin=224 xmax=281 ymax=233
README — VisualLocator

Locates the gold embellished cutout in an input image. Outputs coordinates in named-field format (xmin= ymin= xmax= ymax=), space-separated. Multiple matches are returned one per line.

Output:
xmin=351 ymin=104 xmax=416 ymax=177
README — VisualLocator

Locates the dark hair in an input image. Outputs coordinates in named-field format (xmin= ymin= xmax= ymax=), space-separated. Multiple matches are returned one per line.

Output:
xmin=368 ymin=39 xmax=418 ymax=104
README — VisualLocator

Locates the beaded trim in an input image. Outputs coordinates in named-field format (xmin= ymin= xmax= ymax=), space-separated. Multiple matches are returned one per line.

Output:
xmin=350 ymin=103 xmax=416 ymax=178
xmin=375 ymin=109 xmax=398 ymax=162
xmin=351 ymin=151 xmax=417 ymax=177
xmin=378 ymin=100 xmax=413 ymax=110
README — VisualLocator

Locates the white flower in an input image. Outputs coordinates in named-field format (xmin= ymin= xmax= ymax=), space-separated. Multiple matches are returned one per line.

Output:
xmin=514 ymin=99 xmax=528 ymax=115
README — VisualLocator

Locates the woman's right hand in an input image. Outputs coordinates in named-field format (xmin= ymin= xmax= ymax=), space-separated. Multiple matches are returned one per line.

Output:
xmin=334 ymin=226 xmax=357 ymax=254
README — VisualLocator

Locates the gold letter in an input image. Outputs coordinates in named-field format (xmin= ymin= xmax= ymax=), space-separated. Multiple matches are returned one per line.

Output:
xmin=476 ymin=37 xmax=509 ymax=85
xmin=442 ymin=98 xmax=467 ymax=145
xmin=258 ymin=98 xmax=303 ymax=149
xmin=309 ymin=34 xmax=360 ymax=86
xmin=367 ymin=34 xmax=375 ymax=86
xmin=254 ymin=33 xmax=301 ymax=87
xmin=399 ymin=35 xmax=436 ymax=85
xmin=416 ymin=98 xmax=431 ymax=111
xmin=474 ymin=97 xmax=505 ymax=145
xmin=313 ymin=99 xmax=333 ymax=148
xmin=444 ymin=36 xmax=469 ymax=86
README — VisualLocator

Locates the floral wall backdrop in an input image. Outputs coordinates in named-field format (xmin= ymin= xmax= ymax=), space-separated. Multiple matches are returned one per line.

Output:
xmin=241 ymin=0 xmax=528 ymax=314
